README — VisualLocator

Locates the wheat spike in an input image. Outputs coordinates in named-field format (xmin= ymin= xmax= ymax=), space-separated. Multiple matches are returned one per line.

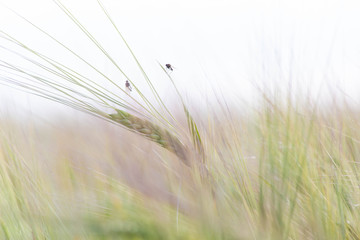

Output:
xmin=109 ymin=109 xmax=189 ymax=165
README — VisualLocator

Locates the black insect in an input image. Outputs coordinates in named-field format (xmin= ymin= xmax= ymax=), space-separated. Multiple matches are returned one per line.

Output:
xmin=165 ymin=64 xmax=173 ymax=71
xmin=125 ymin=80 xmax=132 ymax=91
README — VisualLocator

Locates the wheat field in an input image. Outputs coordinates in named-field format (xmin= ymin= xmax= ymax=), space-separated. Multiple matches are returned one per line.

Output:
xmin=1 ymin=98 xmax=360 ymax=239
xmin=1 ymin=1 xmax=360 ymax=239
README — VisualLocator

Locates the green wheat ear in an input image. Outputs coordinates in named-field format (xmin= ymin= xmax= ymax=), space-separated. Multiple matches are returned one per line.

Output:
xmin=109 ymin=109 xmax=189 ymax=165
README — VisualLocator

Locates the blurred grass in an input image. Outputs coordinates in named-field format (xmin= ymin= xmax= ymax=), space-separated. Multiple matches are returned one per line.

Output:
xmin=1 ymin=99 xmax=360 ymax=239
xmin=1 ymin=1 xmax=360 ymax=239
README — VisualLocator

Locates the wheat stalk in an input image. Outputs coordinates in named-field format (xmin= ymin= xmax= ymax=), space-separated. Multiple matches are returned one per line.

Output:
xmin=0 ymin=2 xmax=195 ymax=167
xmin=109 ymin=109 xmax=190 ymax=165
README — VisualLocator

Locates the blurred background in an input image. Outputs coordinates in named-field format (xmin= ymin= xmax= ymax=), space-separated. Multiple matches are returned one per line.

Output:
xmin=1 ymin=1 xmax=360 ymax=238
xmin=1 ymin=0 xmax=360 ymax=119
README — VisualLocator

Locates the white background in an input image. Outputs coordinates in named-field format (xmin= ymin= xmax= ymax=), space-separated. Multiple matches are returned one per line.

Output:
xmin=1 ymin=0 xmax=360 ymax=118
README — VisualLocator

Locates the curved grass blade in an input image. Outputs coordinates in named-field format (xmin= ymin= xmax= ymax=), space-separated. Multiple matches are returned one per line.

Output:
xmin=158 ymin=62 xmax=204 ymax=160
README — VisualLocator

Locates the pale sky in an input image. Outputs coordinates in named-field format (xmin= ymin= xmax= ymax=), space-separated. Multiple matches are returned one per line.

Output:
xmin=1 ymin=0 xmax=360 ymax=118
